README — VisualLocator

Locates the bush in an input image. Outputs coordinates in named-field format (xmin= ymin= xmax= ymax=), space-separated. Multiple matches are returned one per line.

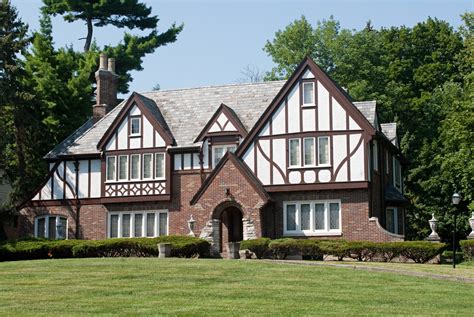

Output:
xmin=398 ymin=241 xmax=447 ymax=263
xmin=298 ymin=240 xmax=324 ymax=260
xmin=318 ymin=240 xmax=349 ymax=261
xmin=460 ymin=240 xmax=474 ymax=261
xmin=376 ymin=242 xmax=403 ymax=262
xmin=268 ymin=238 xmax=299 ymax=259
xmin=346 ymin=241 xmax=378 ymax=262
xmin=240 ymin=238 xmax=271 ymax=259
xmin=0 ymin=236 xmax=210 ymax=262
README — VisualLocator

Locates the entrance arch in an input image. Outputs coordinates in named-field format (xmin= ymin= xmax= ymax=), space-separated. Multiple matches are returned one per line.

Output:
xmin=212 ymin=202 xmax=243 ymax=253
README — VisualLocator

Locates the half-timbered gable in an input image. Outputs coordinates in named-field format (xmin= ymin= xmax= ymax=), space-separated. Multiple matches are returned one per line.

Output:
xmin=97 ymin=93 xmax=173 ymax=201
xmin=237 ymin=57 xmax=376 ymax=191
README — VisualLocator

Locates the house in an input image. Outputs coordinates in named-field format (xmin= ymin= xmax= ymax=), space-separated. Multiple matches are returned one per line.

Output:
xmin=19 ymin=55 xmax=408 ymax=253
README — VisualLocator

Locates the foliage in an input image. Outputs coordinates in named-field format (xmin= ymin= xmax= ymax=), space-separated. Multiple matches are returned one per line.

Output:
xmin=268 ymin=238 xmax=299 ymax=259
xmin=460 ymin=240 xmax=474 ymax=261
xmin=0 ymin=236 xmax=210 ymax=261
xmin=239 ymin=237 xmax=270 ymax=259
xmin=297 ymin=239 xmax=324 ymax=260
xmin=264 ymin=15 xmax=473 ymax=241
xmin=397 ymin=241 xmax=447 ymax=263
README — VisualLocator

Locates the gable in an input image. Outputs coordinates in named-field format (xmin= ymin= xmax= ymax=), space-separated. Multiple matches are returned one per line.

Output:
xmin=195 ymin=104 xmax=247 ymax=142
xmin=97 ymin=93 xmax=174 ymax=151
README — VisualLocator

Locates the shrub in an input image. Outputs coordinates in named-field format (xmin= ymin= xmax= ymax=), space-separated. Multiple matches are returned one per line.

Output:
xmin=318 ymin=240 xmax=349 ymax=261
xmin=460 ymin=240 xmax=474 ymax=261
xmin=376 ymin=242 xmax=403 ymax=262
xmin=346 ymin=241 xmax=378 ymax=262
xmin=298 ymin=240 xmax=324 ymax=260
xmin=0 ymin=236 xmax=210 ymax=262
xmin=398 ymin=241 xmax=447 ymax=263
xmin=268 ymin=238 xmax=299 ymax=259
xmin=240 ymin=238 xmax=271 ymax=259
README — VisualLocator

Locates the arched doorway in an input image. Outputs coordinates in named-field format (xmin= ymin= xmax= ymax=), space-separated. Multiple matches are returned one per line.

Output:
xmin=213 ymin=202 xmax=243 ymax=254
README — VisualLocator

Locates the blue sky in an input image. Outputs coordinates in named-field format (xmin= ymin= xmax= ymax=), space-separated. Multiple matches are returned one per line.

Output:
xmin=12 ymin=0 xmax=473 ymax=94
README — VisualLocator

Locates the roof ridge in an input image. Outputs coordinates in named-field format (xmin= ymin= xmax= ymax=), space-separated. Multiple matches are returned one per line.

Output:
xmin=139 ymin=80 xmax=287 ymax=94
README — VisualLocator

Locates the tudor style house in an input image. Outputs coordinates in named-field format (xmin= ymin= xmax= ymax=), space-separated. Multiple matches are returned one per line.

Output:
xmin=18 ymin=54 xmax=408 ymax=253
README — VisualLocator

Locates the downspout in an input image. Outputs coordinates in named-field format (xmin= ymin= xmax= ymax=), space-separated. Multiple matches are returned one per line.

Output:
xmin=73 ymin=160 xmax=81 ymax=239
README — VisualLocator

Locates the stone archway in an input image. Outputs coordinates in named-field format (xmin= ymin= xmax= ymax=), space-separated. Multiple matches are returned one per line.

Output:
xmin=212 ymin=201 xmax=243 ymax=254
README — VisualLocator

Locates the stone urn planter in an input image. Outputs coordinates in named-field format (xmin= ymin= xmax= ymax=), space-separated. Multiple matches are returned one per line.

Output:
xmin=426 ymin=213 xmax=440 ymax=242
xmin=469 ymin=212 xmax=474 ymax=239
xmin=158 ymin=243 xmax=171 ymax=258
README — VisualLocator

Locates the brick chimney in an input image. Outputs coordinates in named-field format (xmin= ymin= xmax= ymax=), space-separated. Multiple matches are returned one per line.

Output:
xmin=93 ymin=53 xmax=119 ymax=121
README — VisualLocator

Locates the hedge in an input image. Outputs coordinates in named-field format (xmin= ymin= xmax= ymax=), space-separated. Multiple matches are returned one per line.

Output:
xmin=240 ymin=238 xmax=270 ymax=259
xmin=460 ymin=240 xmax=474 ymax=261
xmin=0 ymin=236 xmax=210 ymax=262
xmin=240 ymin=238 xmax=446 ymax=263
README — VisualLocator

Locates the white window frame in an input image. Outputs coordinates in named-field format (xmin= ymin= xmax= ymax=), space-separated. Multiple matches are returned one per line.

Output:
xmin=283 ymin=200 xmax=341 ymax=236
xmin=303 ymin=137 xmax=315 ymax=167
xmin=393 ymin=157 xmax=401 ymax=191
xmin=155 ymin=153 xmax=166 ymax=180
xmin=130 ymin=154 xmax=141 ymax=180
xmin=373 ymin=140 xmax=378 ymax=171
xmin=118 ymin=155 xmax=128 ymax=181
xmin=34 ymin=215 xmax=68 ymax=240
xmin=302 ymin=82 xmax=315 ymax=107
xmin=317 ymin=136 xmax=330 ymax=166
xmin=130 ymin=117 xmax=141 ymax=136
xmin=106 ymin=156 xmax=116 ymax=182
xmin=142 ymin=153 xmax=153 ymax=180
xmin=211 ymin=144 xmax=237 ymax=168
xmin=385 ymin=207 xmax=399 ymax=234
xmin=107 ymin=210 xmax=168 ymax=239
xmin=289 ymin=138 xmax=301 ymax=167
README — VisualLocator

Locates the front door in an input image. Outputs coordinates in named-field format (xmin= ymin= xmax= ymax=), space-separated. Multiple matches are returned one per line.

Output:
xmin=219 ymin=206 xmax=243 ymax=252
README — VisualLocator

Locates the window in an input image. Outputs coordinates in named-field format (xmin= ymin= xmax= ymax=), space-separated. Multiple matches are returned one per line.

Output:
xmin=130 ymin=154 xmax=140 ymax=180
xmin=118 ymin=155 xmax=128 ymax=180
xmin=303 ymin=138 xmax=315 ymax=166
xmin=302 ymin=82 xmax=314 ymax=106
xmin=284 ymin=200 xmax=341 ymax=235
xmin=130 ymin=117 xmax=141 ymax=136
xmin=386 ymin=150 xmax=390 ymax=174
xmin=372 ymin=141 xmax=378 ymax=171
xmin=108 ymin=211 xmax=168 ymax=238
xmin=155 ymin=153 xmax=165 ymax=179
xmin=393 ymin=158 xmax=401 ymax=191
xmin=106 ymin=156 xmax=116 ymax=181
xmin=386 ymin=207 xmax=399 ymax=234
xmin=211 ymin=144 xmax=237 ymax=167
xmin=143 ymin=153 xmax=153 ymax=179
xmin=289 ymin=139 xmax=300 ymax=167
xmin=318 ymin=137 xmax=329 ymax=165
xmin=35 ymin=215 xmax=67 ymax=239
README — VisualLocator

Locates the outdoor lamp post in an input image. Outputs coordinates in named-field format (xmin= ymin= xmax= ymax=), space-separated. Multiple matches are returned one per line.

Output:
xmin=452 ymin=192 xmax=461 ymax=269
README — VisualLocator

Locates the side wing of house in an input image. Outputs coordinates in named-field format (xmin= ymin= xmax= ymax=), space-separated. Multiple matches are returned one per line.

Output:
xmin=238 ymin=58 xmax=376 ymax=191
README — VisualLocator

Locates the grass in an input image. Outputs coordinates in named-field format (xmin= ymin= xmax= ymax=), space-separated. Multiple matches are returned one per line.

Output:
xmin=324 ymin=260 xmax=474 ymax=279
xmin=0 ymin=258 xmax=473 ymax=316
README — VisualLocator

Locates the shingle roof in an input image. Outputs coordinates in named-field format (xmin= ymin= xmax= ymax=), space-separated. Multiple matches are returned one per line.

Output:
xmin=353 ymin=101 xmax=377 ymax=128
xmin=385 ymin=184 xmax=409 ymax=204
xmin=381 ymin=123 xmax=398 ymax=146
xmin=45 ymin=81 xmax=285 ymax=159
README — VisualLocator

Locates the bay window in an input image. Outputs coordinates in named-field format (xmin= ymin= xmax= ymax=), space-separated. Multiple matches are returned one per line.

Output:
xmin=106 ymin=152 xmax=166 ymax=182
xmin=130 ymin=154 xmax=140 ymax=180
xmin=284 ymin=200 xmax=341 ymax=235
xmin=108 ymin=210 xmax=168 ymax=238
xmin=303 ymin=138 xmax=315 ymax=166
xmin=155 ymin=153 xmax=165 ymax=179
xmin=143 ymin=153 xmax=153 ymax=179
xmin=118 ymin=155 xmax=128 ymax=180
xmin=385 ymin=207 xmax=399 ymax=234
xmin=35 ymin=215 xmax=68 ymax=239
xmin=289 ymin=137 xmax=330 ymax=167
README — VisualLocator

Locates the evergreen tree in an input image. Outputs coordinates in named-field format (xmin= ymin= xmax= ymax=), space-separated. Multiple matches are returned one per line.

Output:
xmin=41 ymin=0 xmax=183 ymax=93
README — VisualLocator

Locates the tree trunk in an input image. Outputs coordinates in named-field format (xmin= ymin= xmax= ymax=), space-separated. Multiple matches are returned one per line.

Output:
xmin=84 ymin=17 xmax=93 ymax=52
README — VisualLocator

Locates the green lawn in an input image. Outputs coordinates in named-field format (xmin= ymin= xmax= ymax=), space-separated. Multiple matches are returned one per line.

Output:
xmin=0 ymin=258 xmax=473 ymax=316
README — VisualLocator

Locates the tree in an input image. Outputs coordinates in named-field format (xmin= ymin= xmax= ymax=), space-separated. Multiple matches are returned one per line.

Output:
xmin=42 ymin=0 xmax=183 ymax=93
xmin=237 ymin=64 xmax=264 ymax=83
xmin=0 ymin=0 xmax=34 ymax=237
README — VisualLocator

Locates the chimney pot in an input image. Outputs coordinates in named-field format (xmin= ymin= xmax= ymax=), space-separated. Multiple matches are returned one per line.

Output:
xmin=99 ymin=53 xmax=107 ymax=70
xmin=108 ymin=58 xmax=116 ymax=73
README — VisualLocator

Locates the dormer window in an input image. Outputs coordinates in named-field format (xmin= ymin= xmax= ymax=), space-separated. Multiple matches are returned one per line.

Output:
xmin=130 ymin=117 xmax=141 ymax=136
xmin=302 ymin=82 xmax=314 ymax=106
xmin=212 ymin=144 xmax=236 ymax=167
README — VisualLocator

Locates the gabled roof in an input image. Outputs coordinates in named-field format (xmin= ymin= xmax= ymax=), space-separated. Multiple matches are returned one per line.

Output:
xmin=236 ymin=57 xmax=376 ymax=157
xmin=97 ymin=92 xmax=174 ymax=149
xmin=381 ymin=123 xmax=398 ymax=146
xmin=190 ymin=152 xmax=270 ymax=205
xmin=194 ymin=103 xmax=248 ymax=142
